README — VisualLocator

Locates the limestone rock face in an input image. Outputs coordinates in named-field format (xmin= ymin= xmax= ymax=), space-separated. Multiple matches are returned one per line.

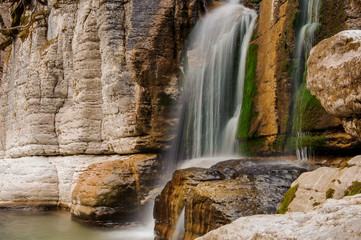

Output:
xmin=154 ymin=159 xmax=306 ymax=240
xmin=283 ymin=155 xmax=361 ymax=213
xmin=0 ymin=157 xmax=59 ymax=208
xmin=71 ymin=154 xmax=159 ymax=222
xmin=0 ymin=154 xmax=159 ymax=220
xmin=197 ymin=194 xmax=361 ymax=240
xmin=307 ymin=30 xmax=361 ymax=138
xmin=248 ymin=0 xmax=299 ymax=153
xmin=0 ymin=0 xmax=200 ymax=158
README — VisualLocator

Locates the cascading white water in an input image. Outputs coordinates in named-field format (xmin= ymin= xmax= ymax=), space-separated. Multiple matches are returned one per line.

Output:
xmin=293 ymin=0 xmax=320 ymax=162
xmin=172 ymin=1 xmax=257 ymax=163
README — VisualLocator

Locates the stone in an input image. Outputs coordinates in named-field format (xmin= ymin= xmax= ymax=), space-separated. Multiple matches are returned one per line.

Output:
xmin=154 ymin=159 xmax=306 ymax=240
xmin=71 ymin=154 xmax=160 ymax=223
xmin=197 ymin=194 xmax=361 ymax=240
xmin=0 ymin=154 xmax=159 ymax=223
xmin=281 ymin=155 xmax=361 ymax=213
xmin=307 ymin=30 xmax=361 ymax=139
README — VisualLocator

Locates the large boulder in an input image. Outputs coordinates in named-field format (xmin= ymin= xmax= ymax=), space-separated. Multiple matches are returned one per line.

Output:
xmin=197 ymin=194 xmax=361 ymax=240
xmin=71 ymin=154 xmax=160 ymax=224
xmin=307 ymin=30 xmax=361 ymax=138
xmin=154 ymin=159 xmax=306 ymax=240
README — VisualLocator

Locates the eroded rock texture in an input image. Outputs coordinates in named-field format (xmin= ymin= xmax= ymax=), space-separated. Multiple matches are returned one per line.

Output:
xmin=154 ymin=159 xmax=306 ymax=240
xmin=0 ymin=0 xmax=204 ymax=222
xmin=198 ymin=194 xmax=361 ymax=240
xmin=282 ymin=155 xmax=361 ymax=213
xmin=71 ymin=154 xmax=159 ymax=223
xmin=307 ymin=30 xmax=361 ymax=139
xmin=0 ymin=154 xmax=159 ymax=216
xmin=0 ymin=0 xmax=201 ymax=158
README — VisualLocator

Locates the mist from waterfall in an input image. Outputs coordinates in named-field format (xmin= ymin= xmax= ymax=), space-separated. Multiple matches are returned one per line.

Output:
xmin=292 ymin=0 xmax=320 ymax=162
xmin=167 ymin=1 xmax=257 ymax=168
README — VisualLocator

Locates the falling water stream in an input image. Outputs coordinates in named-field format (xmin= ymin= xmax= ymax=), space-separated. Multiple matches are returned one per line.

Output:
xmin=168 ymin=0 xmax=257 ymax=168
xmin=0 ymin=1 xmax=258 ymax=240
xmin=291 ymin=0 xmax=320 ymax=162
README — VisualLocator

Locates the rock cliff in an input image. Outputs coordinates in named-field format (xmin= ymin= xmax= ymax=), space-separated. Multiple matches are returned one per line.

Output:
xmin=0 ymin=0 xmax=203 ymax=222
xmin=0 ymin=0 xmax=201 ymax=157
xmin=241 ymin=0 xmax=361 ymax=155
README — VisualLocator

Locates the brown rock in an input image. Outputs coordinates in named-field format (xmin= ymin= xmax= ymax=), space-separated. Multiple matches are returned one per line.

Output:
xmin=71 ymin=154 xmax=160 ymax=223
xmin=154 ymin=159 xmax=306 ymax=240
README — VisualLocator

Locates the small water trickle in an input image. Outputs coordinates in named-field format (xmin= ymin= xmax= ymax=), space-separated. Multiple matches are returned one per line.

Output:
xmin=291 ymin=0 xmax=321 ymax=163
xmin=171 ymin=208 xmax=185 ymax=240
xmin=167 ymin=2 xmax=257 ymax=169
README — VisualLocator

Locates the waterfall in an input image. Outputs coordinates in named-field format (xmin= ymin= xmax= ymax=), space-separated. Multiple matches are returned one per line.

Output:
xmin=291 ymin=0 xmax=320 ymax=162
xmin=168 ymin=1 xmax=257 ymax=167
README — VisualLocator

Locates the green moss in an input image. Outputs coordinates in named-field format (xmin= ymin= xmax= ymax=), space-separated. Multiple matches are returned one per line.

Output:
xmin=286 ymin=133 xmax=326 ymax=151
xmin=326 ymin=188 xmax=335 ymax=199
xmin=312 ymin=202 xmax=320 ymax=207
xmin=237 ymin=44 xmax=258 ymax=139
xmin=344 ymin=181 xmax=361 ymax=197
xmin=271 ymin=135 xmax=286 ymax=152
xmin=316 ymin=0 xmax=346 ymax=44
xmin=238 ymin=137 xmax=265 ymax=156
xmin=293 ymin=78 xmax=324 ymax=132
xmin=277 ymin=184 xmax=299 ymax=214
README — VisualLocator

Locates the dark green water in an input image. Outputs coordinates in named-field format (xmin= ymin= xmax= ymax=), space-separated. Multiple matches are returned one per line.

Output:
xmin=0 ymin=211 xmax=153 ymax=240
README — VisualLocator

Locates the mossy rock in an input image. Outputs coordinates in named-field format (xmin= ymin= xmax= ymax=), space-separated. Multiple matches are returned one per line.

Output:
xmin=277 ymin=184 xmax=299 ymax=214
xmin=326 ymin=188 xmax=335 ymax=199
xmin=344 ymin=181 xmax=361 ymax=197
xmin=237 ymin=43 xmax=258 ymax=139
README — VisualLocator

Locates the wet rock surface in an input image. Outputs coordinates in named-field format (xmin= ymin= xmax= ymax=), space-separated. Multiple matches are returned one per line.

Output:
xmin=154 ymin=159 xmax=306 ymax=240
xmin=198 ymin=194 xmax=361 ymax=240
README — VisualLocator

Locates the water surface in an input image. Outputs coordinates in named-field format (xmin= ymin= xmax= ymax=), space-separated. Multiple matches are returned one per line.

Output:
xmin=0 ymin=211 xmax=153 ymax=240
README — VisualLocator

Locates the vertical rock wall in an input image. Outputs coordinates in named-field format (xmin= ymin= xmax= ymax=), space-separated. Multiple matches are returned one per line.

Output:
xmin=0 ymin=0 xmax=204 ymax=220
xmin=0 ymin=0 xmax=201 ymax=158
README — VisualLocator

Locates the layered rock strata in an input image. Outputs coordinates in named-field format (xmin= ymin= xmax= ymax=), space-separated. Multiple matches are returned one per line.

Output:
xmin=154 ymin=159 xmax=306 ymax=240
xmin=0 ymin=0 xmax=203 ymax=222
xmin=308 ymin=30 xmax=361 ymax=139
xmin=197 ymin=194 xmax=361 ymax=240
xmin=0 ymin=154 xmax=159 ymax=221
xmin=0 ymin=0 xmax=200 ymax=158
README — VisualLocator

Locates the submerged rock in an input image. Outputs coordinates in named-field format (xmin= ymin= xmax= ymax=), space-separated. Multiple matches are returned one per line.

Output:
xmin=197 ymin=194 xmax=361 ymax=240
xmin=154 ymin=159 xmax=306 ymax=240
xmin=307 ymin=30 xmax=361 ymax=139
